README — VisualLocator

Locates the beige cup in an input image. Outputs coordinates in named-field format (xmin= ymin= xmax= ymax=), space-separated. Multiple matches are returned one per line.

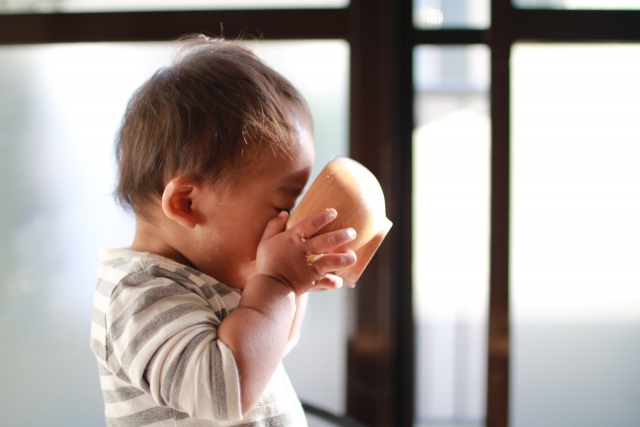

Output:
xmin=286 ymin=157 xmax=392 ymax=286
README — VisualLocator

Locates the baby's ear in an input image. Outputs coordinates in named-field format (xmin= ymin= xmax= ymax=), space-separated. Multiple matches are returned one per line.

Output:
xmin=161 ymin=177 xmax=199 ymax=229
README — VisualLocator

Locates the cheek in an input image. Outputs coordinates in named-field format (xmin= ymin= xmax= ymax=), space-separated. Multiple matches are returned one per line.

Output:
xmin=242 ymin=211 xmax=284 ymax=257
xmin=250 ymin=212 xmax=277 ymax=243
xmin=233 ymin=216 xmax=271 ymax=260
xmin=218 ymin=198 xmax=282 ymax=261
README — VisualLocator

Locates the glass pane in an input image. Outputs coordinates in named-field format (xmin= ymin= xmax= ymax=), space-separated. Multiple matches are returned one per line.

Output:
xmin=0 ymin=0 xmax=347 ymax=13
xmin=413 ymin=45 xmax=490 ymax=427
xmin=413 ymin=0 xmax=490 ymax=29
xmin=511 ymin=43 xmax=640 ymax=427
xmin=0 ymin=40 xmax=349 ymax=426
xmin=513 ymin=0 xmax=640 ymax=9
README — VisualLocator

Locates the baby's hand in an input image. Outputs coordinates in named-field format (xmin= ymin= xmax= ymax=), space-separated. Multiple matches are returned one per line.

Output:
xmin=255 ymin=208 xmax=357 ymax=295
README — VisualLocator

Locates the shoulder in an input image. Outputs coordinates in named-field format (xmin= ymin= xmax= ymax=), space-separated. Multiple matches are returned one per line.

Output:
xmin=95 ymin=247 xmax=241 ymax=316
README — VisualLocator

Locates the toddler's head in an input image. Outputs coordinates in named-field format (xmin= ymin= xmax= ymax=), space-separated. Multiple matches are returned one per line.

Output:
xmin=114 ymin=35 xmax=315 ymax=287
xmin=114 ymin=34 xmax=313 ymax=217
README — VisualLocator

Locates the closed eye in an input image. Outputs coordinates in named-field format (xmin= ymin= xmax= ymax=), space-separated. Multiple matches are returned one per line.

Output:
xmin=276 ymin=208 xmax=292 ymax=215
xmin=276 ymin=185 xmax=304 ymax=216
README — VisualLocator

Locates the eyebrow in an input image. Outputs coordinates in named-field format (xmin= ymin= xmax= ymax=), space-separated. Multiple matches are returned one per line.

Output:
xmin=278 ymin=168 xmax=310 ymax=191
xmin=279 ymin=184 xmax=305 ymax=193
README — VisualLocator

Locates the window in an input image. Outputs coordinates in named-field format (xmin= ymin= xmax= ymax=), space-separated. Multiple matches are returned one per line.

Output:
xmin=413 ymin=0 xmax=490 ymax=29
xmin=0 ymin=39 xmax=350 ymax=425
xmin=1 ymin=2 xmax=639 ymax=427
xmin=511 ymin=43 xmax=640 ymax=427
xmin=409 ymin=2 xmax=640 ymax=427
xmin=413 ymin=44 xmax=490 ymax=427
xmin=0 ymin=0 xmax=348 ymax=13
xmin=513 ymin=0 xmax=640 ymax=9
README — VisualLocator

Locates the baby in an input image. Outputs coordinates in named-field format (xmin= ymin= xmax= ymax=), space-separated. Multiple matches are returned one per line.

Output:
xmin=90 ymin=35 xmax=357 ymax=427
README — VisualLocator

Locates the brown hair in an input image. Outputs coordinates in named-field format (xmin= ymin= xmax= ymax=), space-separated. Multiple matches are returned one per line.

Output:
xmin=114 ymin=34 xmax=312 ymax=215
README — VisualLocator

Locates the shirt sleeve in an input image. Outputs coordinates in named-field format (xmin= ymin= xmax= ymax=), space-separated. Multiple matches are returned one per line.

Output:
xmin=104 ymin=267 xmax=243 ymax=422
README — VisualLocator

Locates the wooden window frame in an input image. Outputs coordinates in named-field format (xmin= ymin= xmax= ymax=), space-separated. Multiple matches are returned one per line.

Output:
xmin=2 ymin=1 xmax=639 ymax=426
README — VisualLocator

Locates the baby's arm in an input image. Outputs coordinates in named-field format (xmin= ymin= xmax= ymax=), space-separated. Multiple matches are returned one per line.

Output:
xmin=285 ymin=293 xmax=308 ymax=355
xmin=217 ymin=209 xmax=356 ymax=414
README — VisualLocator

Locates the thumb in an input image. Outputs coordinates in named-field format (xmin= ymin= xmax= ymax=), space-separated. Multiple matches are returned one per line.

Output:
xmin=261 ymin=210 xmax=289 ymax=241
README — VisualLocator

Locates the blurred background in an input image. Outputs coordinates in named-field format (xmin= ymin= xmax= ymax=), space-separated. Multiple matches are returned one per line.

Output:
xmin=1 ymin=1 xmax=639 ymax=427
xmin=0 ymin=36 xmax=351 ymax=426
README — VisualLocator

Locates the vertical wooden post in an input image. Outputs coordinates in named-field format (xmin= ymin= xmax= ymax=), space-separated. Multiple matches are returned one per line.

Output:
xmin=487 ymin=1 xmax=515 ymax=426
xmin=346 ymin=0 xmax=414 ymax=426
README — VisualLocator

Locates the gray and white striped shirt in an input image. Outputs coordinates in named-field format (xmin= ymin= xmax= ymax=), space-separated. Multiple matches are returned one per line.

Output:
xmin=90 ymin=248 xmax=307 ymax=427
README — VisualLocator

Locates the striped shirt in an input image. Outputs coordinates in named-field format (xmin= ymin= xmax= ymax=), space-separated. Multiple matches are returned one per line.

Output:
xmin=90 ymin=248 xmax=307 ymax=427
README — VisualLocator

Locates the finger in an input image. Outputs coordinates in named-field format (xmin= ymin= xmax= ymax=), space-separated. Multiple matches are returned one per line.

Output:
xmin=307 ymin=228 xmax=356 ymax=254
xmin=295 ymin=208 xmax=338 ymax=241
xmin=309 ymin=251 xmax=357 ymax=273
xmin=261 ymin=210 xmax=289 ymax=242
xmin=314 ymin=274 xmax=344 ymax=290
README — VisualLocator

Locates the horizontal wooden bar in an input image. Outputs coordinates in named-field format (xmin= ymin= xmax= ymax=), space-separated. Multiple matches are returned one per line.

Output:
xmin=412 ymin=10 xmax=640 ymax=46
xmin=0 ymin=8 xmax=349 ymax=44
xmin=4 ymin=8 xmax=639 ymax=46
xmin=515 ymin=9 xmax=640 ymax=42
xmin=412 ymin=28 xmax=487 ymax=45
